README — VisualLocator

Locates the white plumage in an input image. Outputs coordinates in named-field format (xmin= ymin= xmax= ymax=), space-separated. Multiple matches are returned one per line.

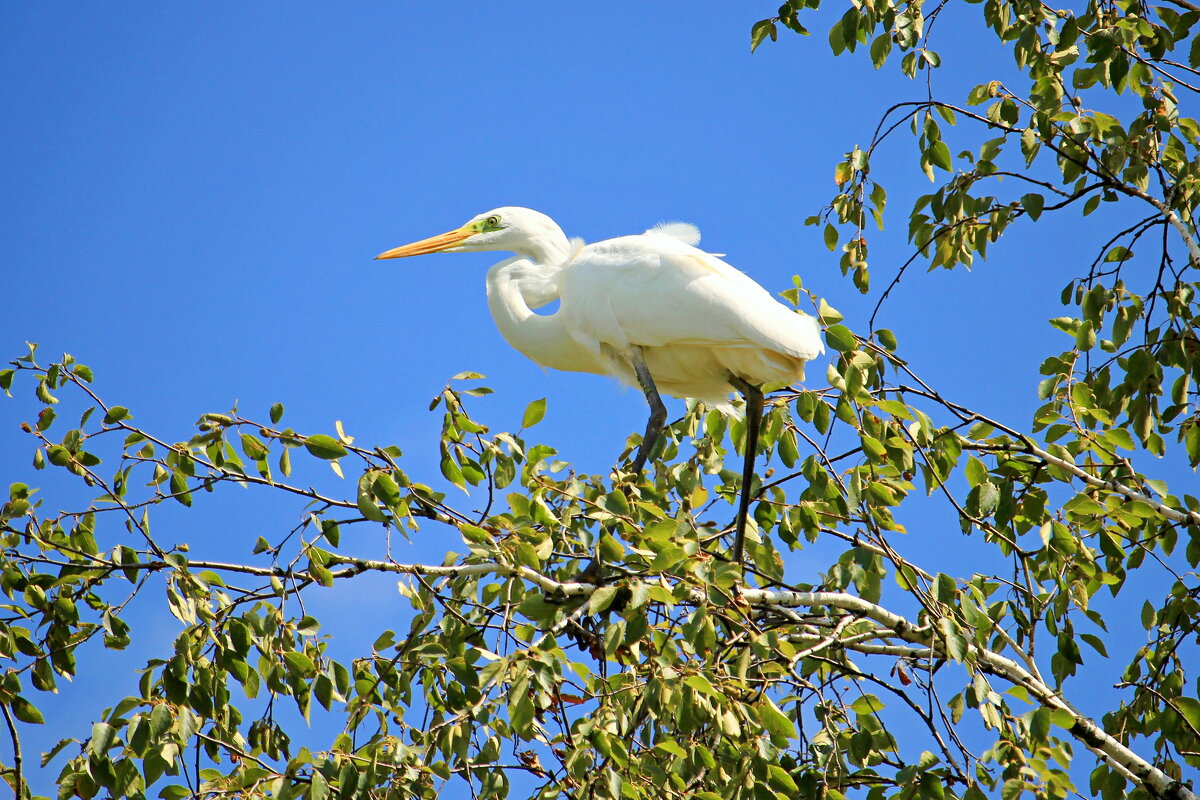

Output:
xmin=556 ymin=227 xmax=823 ymax=409
xmin=643 ymin=221 xmax=702 ymax=246
xmin=376 ymin=206 xmax=823 ymax=410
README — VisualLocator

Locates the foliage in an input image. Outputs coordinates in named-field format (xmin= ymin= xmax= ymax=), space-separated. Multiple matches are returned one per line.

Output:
xmin=1 ymin=0 xmax=1200 ymax=798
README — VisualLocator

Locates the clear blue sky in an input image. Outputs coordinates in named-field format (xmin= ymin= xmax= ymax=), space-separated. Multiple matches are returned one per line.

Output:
xmin=1 ymin=2 xmax=1079 ymax=467
xmin=1 ymin=2 xmax=1183 ymax=793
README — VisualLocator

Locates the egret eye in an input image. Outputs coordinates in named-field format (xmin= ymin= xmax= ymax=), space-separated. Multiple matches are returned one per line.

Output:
xmin=485 ymin=215 xmax=501 ymax=228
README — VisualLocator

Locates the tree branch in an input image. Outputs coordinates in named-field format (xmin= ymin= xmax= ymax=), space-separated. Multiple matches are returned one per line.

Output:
xmin=745 ymin=588 xmax=1197 ymax=800
xmin=982 ymin=442 xmax=1200 ymax=528
xmin=0 ymin=703 xmax=23 ymax=800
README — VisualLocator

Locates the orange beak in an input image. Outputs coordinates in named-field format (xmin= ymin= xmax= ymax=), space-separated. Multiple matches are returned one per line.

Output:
xmin=374 ymin=228 xmax=474 ymax=260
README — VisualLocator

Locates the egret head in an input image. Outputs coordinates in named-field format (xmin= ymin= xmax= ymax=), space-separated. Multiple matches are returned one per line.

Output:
xmin=375 ymin=207 xmax=566 ymax=260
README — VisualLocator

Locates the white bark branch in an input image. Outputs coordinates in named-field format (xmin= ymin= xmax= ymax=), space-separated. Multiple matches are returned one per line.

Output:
xmin=744 ymin=587 xmax=1196 ymax=800
xmin=1132 ymin=187 xmax=1200 ymax=268
xmin=1018 ymin=443 xmax=1200 ymax=527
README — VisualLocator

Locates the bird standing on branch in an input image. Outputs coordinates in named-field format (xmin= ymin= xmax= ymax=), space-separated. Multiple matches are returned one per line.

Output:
xmin=376 ymin=207 xmax=824 ymax=566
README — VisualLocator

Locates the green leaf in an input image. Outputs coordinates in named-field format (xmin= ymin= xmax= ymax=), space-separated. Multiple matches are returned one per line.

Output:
xmin=1175 ymin=697 xmax=1200 ymax=732
xmin=269 ymin=402 xmax=284 ymax=424
xmin=240 ymin=433 xmax=269 ymax=461
xmin=103 ymin=406 xmax=129 ymax=424
xmin=356 ymin=475 xmax=387 ymax=523
xmin=750 ymin=19 xmax=777 ymax=53
xmin=965 ymin=456 xmax=988 ymax=487
xmin=521 ymin=397 xmax=547 ymax=428
xmin=936 ymin=573 xmax=957 ymax=603
xmin=440 ymin=453 xmax=466 ymax=490
xmin=11 ymin=696 xmax=44 ymax=724
xmin=1075 ymin=321 xmax=1096 ymax=351
xmin=310 ymin=769 xmax=329 ymax=800
xmin=589 ymin=585 xmax=619 ymax=614
xmin=35 ymin=380 xmax=58 ymax=405
xmin=372 ymin=472 xmax=402 ymax=506
xmin=920 ymin=771 xmax=946 ymax=800
xmin=40 ymin=737 xmax=74 ymax=768
xmin=825 ymin=324 xmax=856 ymax=353
xmin=1080 ymin=633 xmax=1108 ymax=657
xmin=834 ymin=161 xmax=852 ymax=186
xmin=305 ymin=434 xmax=347 ymax=460
xmin=756 ymin=696 xmax=797 ymax=739
xmin=1029 ymin=707 xmax=1052 ymax=742
xmin=874 ymin=399 xmax=910 ymax=419
xmin=169 ymin=470 xmax=192 ymax=507
xmin=767 ymin=764 xmax=799 ymax=793
xmin=939 ymin=619 xmax=967 ymax=662
xmin=861 ymin=435 xmax=887 ymax=461
xmin=35 ymin=407 xmax=56 ymax=432
xmin=1059 ymin=15 xmax=1079 ymax=48
xmin=870 ymin=33 xmax=892 ymax=68
xmin=459 ymin=524 xmax=493 ymax=548
xmin=1106 ymin=428 xmax=1135 ymax=450
xmin=975 ymin=481 xmax=1000 ymax=516
xmin=598 ymin=531 xmax=626 ymax=561
xmin=849 ymin=695 xmax=884 ymax=714
xmin=818 ymin=298 xmax=844 ymax=325
xmin=150 ymin=703 xmax=173 ymax=738
xmin=828 ymin=18 xmax=846 ymax=55
xmin=654 ymin=740 xmax=687 ymax=758
xmin=603 ymin=489 xmax=629 ymax=515
xmin=90 ymin=722 xmax=117 ymax=758
xmin=928 ymin=141 xmax=952 ymax=171
xmin=284 ymin=651 xmax=317 ymax=678
xmin=684 ymin=674 xmax=719 ymax=697
xmin=1021 ymin=192 xmax=1044 ymax=221
xmin=778 ymin=429 xmax=799 ymax=467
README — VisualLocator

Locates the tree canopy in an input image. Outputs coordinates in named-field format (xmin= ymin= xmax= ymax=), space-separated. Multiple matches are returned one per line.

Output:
xmin=3 ymin=1 xmax=1200 ymax=798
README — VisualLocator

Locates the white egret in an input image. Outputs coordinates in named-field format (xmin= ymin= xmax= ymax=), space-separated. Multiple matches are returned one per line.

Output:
xmin=376 ymin=207 xmax=824 ymax=566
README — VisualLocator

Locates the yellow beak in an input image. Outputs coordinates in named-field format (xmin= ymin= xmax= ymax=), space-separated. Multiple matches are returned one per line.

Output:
xmin=374 ymin=228 xmax=473 ymax=260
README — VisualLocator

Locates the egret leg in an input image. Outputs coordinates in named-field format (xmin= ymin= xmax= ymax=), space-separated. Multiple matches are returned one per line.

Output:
xmin=629 ymin=346 xmax=667 ymax=473
xmin=729 ymin=376 xmax=765 ymax=568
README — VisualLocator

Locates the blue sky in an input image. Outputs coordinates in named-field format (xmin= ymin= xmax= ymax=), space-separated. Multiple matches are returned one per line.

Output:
xmin=2 ymin=2 xmax=1074 ymax=465
xmin=1 ymin=2 xmax=1189 ymax=794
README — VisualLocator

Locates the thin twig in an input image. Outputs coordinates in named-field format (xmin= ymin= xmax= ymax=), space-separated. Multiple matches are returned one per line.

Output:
xmin=0 ymin=703 xmax=22 ymax=800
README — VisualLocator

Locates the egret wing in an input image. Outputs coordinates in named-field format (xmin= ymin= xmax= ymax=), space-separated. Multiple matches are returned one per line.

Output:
xmin=558 ymin=235 xmax=823 ymax=360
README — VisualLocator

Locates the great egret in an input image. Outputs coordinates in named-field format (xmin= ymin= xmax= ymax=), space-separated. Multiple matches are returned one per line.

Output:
xmin=376 ymin=207 xmax=824 ymax=566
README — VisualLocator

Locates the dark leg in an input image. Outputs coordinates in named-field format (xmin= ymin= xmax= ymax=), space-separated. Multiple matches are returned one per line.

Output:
xmin=629 ymin=346 xmax=667 ymax=473
xmin=729 ymin=376 xmax=764 ymax=568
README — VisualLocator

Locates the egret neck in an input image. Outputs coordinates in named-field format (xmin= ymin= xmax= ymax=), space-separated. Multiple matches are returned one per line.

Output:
xmin=484 ymin=241 xmax=605 ymax=376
